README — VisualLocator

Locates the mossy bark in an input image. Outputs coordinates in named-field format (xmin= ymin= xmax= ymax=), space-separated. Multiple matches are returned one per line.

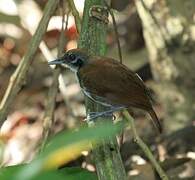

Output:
xmin=78 ymin=0 xmax=127 ymax=179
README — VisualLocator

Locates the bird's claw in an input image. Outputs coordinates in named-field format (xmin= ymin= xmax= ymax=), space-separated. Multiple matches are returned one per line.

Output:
xmin=85 ymin=111 xmax=114 ymax=122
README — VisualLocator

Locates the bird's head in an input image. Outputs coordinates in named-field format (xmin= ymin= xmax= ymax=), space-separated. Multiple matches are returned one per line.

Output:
xmin=48 ymin=49 xmax=89 ymax=72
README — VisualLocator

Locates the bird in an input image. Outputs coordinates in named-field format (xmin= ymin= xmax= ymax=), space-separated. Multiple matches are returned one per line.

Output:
xmin=48 ymin=48 xmax=162 ymax=133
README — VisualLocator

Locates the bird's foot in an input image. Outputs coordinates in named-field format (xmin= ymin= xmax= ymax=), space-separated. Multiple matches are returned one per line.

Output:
xmin=84 ymin=106 xmax=125 ymax=122
xmin=85 ymin=111 xmax=114 ymax=122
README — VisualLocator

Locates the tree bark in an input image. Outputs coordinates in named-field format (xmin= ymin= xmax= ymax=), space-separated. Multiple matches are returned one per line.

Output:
xmin=135 ymin=0 xmax=195 ymax=133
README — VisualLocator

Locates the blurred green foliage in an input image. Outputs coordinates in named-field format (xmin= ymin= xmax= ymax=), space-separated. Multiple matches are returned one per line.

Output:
xmin=0 ymin=121 xmax=124 ymax=180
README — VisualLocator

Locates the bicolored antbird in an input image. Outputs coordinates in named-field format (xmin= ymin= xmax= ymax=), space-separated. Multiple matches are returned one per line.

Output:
xmin=49 ymin=49 xmax=162 ymax=133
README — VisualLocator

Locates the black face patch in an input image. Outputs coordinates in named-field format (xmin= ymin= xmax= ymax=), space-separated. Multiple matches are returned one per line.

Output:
xmin=69 ymin=53 xmax=76 ymax=61
xmin=64 ymin=49 xmax=88 ymax=70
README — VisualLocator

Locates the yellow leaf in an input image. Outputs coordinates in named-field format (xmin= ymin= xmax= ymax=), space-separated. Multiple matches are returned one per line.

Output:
xmin=43 ymin=140 xmax=92 ymax=170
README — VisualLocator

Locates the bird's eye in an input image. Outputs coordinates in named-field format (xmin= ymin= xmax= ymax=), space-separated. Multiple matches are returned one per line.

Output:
xmin=69 ymin=54 xmax=76 ymax=61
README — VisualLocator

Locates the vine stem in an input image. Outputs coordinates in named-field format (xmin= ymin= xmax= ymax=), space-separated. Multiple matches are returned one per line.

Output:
xmin=67 ymin=0 xmax=81 ymax=33
xmin=122 ymin=110 xmax=169 ymax=180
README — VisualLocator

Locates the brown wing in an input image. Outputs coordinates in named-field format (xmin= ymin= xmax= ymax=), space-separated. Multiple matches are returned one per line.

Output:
xmin=78 ymin=57 xmax=152 ymax=110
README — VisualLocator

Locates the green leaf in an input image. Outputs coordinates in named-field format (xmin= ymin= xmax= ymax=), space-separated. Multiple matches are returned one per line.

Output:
xmin=59 ymin=167 xmax=97 ymax=180
xmin=0 ymin=121 xmax=124 ymax=180
xmin=31 ymin=171 xmax=64 ymax=180
xmin=0 ymin=164 xmax=26 ymax=180
xmin=0 ymin=165 xmax=97 ymax=180
xmin=42 ymin=121 xmax=124 ymax=156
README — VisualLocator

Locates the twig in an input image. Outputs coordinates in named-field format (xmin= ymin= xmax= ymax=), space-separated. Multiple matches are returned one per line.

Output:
xmin=40 ymin=68 xmax=60 ymax=151
xmin=122 ymin=109 xmax=169 ymax=180
xmin=17 ymin=0 xmax=74 ymax=117
xmin=67 ymin=0 xmax=81 ymax=33
xmin=110 ymin=9 xmax=122 ymax=64
xmin=41 ymin=2 xmax=68 ymax=150
xmin=103 ymin=1 xmax=122 ymax=64
xmin=0 ymin=0 xmax=60 ymax=126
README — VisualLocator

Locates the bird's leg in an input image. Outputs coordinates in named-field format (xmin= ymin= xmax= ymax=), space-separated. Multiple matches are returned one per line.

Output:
xmin=87 ymin=110 xmax=113 ymax=120
xmin=86 ymin=106 xmax=125 ymax=121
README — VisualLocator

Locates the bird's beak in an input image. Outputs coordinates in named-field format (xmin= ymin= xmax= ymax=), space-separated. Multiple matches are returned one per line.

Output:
xmin=48 ymin=57 xmax=64 ymax=65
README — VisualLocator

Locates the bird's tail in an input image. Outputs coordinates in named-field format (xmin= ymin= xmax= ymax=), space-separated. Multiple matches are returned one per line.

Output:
xmin=148 ymin=108 xmax=162 ymax=133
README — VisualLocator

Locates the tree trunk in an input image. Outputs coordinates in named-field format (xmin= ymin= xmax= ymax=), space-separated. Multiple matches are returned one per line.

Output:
xmin=78 ymin=0 xmax=127 ymax=179
xmin=135 ymin=0 xmax=195 ymax=133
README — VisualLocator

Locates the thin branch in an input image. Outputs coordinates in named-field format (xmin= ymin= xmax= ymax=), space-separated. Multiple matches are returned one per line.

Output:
xmin=0 ymin=0 xmax=60 ymax=126
xmin=67 ymin=0 xmax=81 ymax=34
xmin=103 ymin=0 xmax=122 ymax=64
xmin=41 ymin=2 xmax=68 ymax=150
xmin=40 ymin=68 xmax=61 ymax=151
xmin=122 ymin=110 xmax=169 ymax=180
xmin=17 ymin=0 xmax=74 ymax=118
xmin=110 ymin=9 xmax=122 ymax=64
